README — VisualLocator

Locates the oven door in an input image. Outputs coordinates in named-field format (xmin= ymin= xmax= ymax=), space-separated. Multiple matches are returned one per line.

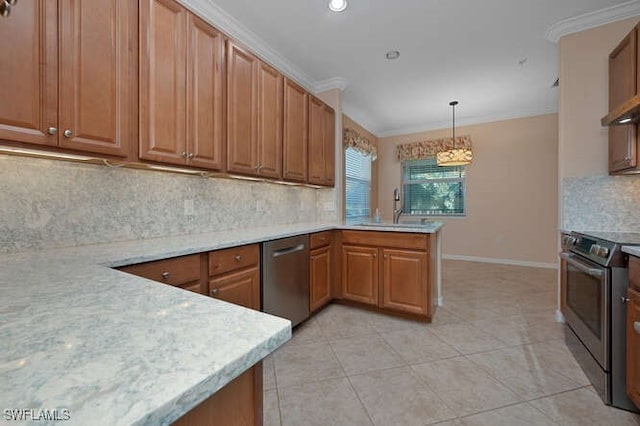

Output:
xmin=560 ymin=252 xmax=610 ymax=370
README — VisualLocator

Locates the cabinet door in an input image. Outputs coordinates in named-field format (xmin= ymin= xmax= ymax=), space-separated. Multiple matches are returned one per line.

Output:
xmin=58 ymin=0 xmax=136 ymax=157
xmin=226 ymin=41 xmax=258 ymax=175
xmin=341 ymin=245 xmax=378 ymax=305
xmin=609 ymin=29 xmax=638 ymax=173
xmin=610 ymin=30 xmax=637 ymax=111
xmin=256 ymin=61 xmax=283 ymax=179
xmin=322 ymin=104 xmax=336 ymax=186
xmin=186 ymin=14 xmax=225 ymax=171
xmin=0 ymin=0 xmax=58 ymax=147
xmin=628 ymin=288 xmax=640 ymax=408
xmin=310 ymin=246 xmax=332 ymax=312
xmin=283 ymin=79 xmax=308 ymax=182
xmin=209 ymin=267 xmax=260 ymax=310
xmin=609 ymin=125 xmax=637 ymax=172
xmin=173 ymin=364 xmax=262 ymax=426
xmin=381 ymin=249 xmax=428 ymax=315
xmin=308 ymin=96 xmax=325 ymax=185
xmin=139 ymin=0 xmax=188 ymax=165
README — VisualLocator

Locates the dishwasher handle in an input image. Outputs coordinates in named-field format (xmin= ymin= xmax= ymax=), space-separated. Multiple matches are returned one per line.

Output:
xmin=272 ymin=244 xmax=305 ymax=258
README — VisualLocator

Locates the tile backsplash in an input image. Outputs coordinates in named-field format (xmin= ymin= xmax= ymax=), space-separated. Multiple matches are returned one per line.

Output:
xmin=0 ymin=155 xmax=338 ymax=253
xmin=563 ymin=175 xmax=640 ymax=231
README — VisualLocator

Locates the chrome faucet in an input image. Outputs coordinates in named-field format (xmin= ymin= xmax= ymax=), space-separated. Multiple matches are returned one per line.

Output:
xmin=393 ymin=188 xmax=403 ymax=224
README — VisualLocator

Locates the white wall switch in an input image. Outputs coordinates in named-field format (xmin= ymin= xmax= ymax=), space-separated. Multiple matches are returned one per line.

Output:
xmin=256 ymin=200 xmax=264 ymax=212
xmin=299 ymin=200 xmax=305 ymax=211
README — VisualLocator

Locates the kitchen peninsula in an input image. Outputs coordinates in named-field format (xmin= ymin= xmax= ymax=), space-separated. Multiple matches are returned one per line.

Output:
xmin=1 ymin=221 xmax=443 ymax=425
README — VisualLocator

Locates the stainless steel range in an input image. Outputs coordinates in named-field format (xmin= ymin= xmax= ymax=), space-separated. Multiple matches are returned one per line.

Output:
xmin=561 ymin=231 xmax=640 ymax=413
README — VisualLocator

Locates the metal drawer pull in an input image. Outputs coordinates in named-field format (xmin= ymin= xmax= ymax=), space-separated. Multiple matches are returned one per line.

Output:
xmin=161 ymin=272 xmax=170 ymax=280
xmin=272 ymin=244 xmax=305 ymax=258
xmin=63 ymin=129 xmax=73 ymax=138
xmin=211 ymin=288 xmax=219 ymax=295
xmin=635 ymin=322 xmax=640 ymax=334
xmin=560 ymin=253 xmax=604 ymax=278
xmin=47 ymin=127 xmax=57 ymax=135
xmin=235 ymin=255 xmax=242 ymax=261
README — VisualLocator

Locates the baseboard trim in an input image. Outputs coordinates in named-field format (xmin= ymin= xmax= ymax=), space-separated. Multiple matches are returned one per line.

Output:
xmin=442 ymin=254 xmax=558 ymax=270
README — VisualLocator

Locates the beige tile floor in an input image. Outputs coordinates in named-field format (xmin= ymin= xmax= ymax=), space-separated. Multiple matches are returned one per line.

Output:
xmin=263 ymin=260 xmax=640 ymax=426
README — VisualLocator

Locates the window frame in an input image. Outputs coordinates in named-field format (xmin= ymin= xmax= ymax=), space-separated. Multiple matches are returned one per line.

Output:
xmin=401 ymin=158 xmax=467 ymax=217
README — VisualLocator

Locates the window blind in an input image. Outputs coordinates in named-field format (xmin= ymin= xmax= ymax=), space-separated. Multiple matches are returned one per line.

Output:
xmin=402 ymin=158 xmax=466 ymax=216
xmin=345 ymin=147 xmax=372 ymax=219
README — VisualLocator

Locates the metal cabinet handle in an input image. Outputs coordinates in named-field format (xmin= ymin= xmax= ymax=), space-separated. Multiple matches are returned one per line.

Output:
xmin=188 ymin=153 xmax=194 ymax=159
xmin=181 ymin=152 xmax=187 ymax=158
xmin=47 ymin=127 xmax=57 ymax=135
xmin=63 ymin=129 xmax=73 ymax=138
xmin=161 ymin=272 xmax=170 ymax=280
xmin=625 ymin=156 xmax=632 ymax=162
xmin=373 ymin=252 xmax=377 ymax=258
xmin=384 ymin=254 xmax=389 ymax=259
xmin=622 ymin=296 xmax=630 ymax=304
xmin=211 ymin=288 xmax=219 ymax=295
xmin=635 ymin=322 xmax=640 ymax=334
xmin=234 ymin=255 xmax=242 ymax=261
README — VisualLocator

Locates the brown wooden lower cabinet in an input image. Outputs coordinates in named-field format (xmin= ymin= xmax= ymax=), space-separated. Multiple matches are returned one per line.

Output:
xmin=173 ymin=362 xmax=262 ymax=426
xmin=117 ymin=253 xmax=204 ymax=294
xmin=381 ymin=249 xmax=428 ymax=315
xmin=339 ymin=230 xmax=433 ymax=320
xmin=209 ymin=267 xmax=260 ymax=310
xmin=341 ymin=245 xmax=379 ymax=305
xmin=310 ymin=245 xmax=332 ymax=312
xmin=628 ymin=287 xmax=640 ymax=408
xmin=208 ymin=244 xmax=261 ymax=311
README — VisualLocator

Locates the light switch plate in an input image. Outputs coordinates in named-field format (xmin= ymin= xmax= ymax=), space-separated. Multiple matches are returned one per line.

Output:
xmin=256 ymin=200 xmax=264 ymax=212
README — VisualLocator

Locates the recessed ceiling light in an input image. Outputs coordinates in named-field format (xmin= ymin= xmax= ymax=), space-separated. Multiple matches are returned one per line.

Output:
xmin=385 ymin=51 xmax=400 ymax=60
xmin=328 ymin=0 xmax=348 ymax=12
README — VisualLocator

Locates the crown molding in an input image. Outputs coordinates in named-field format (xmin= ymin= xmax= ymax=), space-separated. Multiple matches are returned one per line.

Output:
xmin=546 ymin=0 xmax=640 ymax=43
xmin=179 ymin=0 xmax=319 ymax=91
xmin=375 ymin=105 xmax=558 ymax=138
xmin=314 ymin=77 xmax=348 ymax=93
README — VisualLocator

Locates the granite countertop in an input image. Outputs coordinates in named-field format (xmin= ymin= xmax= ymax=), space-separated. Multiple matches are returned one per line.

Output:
xmin=0 ymin=220 xmax=444 ymax=425
xmin=622 ymin=246 xmax=640 ymax=257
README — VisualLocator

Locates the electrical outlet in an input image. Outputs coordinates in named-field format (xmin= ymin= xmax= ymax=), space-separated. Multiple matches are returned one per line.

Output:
xmin=184 ymin=199 xmax=194 ymax=216
xmin=256 ymin=200 xmax=264 ymax=212
xmin=323 ymin=201 xmax=336 ymax=212
xmin=299 ymin=200 xmax=305 ymax=211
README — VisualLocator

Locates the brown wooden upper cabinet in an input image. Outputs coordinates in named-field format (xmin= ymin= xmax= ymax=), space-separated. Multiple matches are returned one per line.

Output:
xmin=283 ymin=79 xmax=309 ymax=182
xmin=227 ymin=41 xmax=283 ymax=178
xmin=140 ymin=0 xmax=225 ymax=170
xmin=0 ymin=0 xmax=137 ymax=158
xmin=608 ymin=25 xmax=639 ymax=174
xmin=308 ymin=96 xmax=335 ymax=187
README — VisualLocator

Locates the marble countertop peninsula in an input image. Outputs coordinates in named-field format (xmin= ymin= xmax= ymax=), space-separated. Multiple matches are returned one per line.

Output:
xmin=622 ymin=246 xmax=640 ymax=257
xmin=0 ymin=221 xmax=444 ymax=425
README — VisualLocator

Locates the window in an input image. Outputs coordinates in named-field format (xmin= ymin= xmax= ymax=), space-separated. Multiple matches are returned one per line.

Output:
xmin=345 ymin=147 xmax=372 ymax=220
xmin=402 ymin=158 xmax=466 ymax=216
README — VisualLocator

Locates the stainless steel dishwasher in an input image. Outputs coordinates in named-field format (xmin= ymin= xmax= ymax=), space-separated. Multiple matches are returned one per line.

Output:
xmin=262 ymin=235 xmax=309 ymax=327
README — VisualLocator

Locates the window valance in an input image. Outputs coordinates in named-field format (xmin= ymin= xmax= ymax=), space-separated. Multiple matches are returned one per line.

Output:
xmin=396 ymin=135 xmax=472 ymax=161
xmin=344 ymin=128 xmax=377 ymax=160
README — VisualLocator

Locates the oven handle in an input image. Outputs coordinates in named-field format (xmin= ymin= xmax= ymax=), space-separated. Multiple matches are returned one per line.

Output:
xmin=560 ymin=252 xmax=604 ymax=278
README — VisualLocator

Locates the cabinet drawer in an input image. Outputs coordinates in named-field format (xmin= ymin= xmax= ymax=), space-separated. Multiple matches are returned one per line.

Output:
xmin=341 ymin=230 xmax=427 ymax=251
xmin=119 ymin=254 xmax=201 ymax=287
xmin=630 ymin=255 xmax=640 ymax=291
xmin=209 ymin=244 xmax=260 ymax=276
xmin=209 ymin=267 xmax=260 ymax=310
xmin=310 ymin=231 xmax=333 ymax=249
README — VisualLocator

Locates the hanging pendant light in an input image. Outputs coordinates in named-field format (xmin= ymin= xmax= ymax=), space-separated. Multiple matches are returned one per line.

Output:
xmin=436 ymin=101 xmax=473 ymax=167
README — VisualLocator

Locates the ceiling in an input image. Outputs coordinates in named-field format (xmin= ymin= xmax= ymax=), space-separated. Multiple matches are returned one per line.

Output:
xmin=203 ymin=0 xmax=638 ymax=136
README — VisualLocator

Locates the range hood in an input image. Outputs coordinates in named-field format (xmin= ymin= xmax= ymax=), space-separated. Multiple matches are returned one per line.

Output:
xmin=601 ymin=94 xmax=640 ymax=126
